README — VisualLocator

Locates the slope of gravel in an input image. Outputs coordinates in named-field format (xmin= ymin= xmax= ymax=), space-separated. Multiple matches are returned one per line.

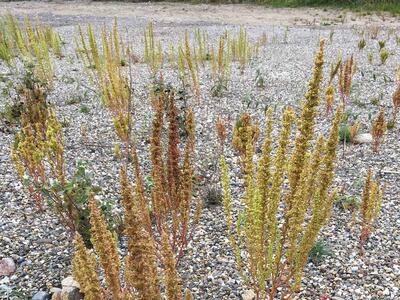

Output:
xmin=0 ymin=3 xmax=399 ymax=300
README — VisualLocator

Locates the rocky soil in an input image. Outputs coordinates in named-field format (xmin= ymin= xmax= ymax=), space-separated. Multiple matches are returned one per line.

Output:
xmin=0 ymin=2 xmax=399 ymax=299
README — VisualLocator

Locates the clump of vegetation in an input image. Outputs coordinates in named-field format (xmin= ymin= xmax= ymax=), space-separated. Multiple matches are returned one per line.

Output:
xmin=359 ymin=169 xmax=383 ymax=255
xmin=367 ymin=52 xmax=373 ymax=64
xmin=371 ymin=109 xmax=387 ymax=153
xmin=337 ymin=194 xmax=360 ymax=226
xmin=77 ymin=20 xmax=132 ymax=144
xmin=0 ymin=101 xmax=24 ymax=125
xmin=339 ymin=121 xmax=359 ymax=144
xmin=203 ymin=185 xmax=223 ymax=207
xmin=232 ymin=112 xmax=260 ymax=165
xmin=10 ymin=70 xmax=111 ymax=247
xmin=379 ymin=48 xmax=389 ymax=65
xmin=255 ymin=69 xmax=265 ymax=88
xmin=308 ymin=240 xmax=333 ymax=264
xmin=358 ymin=38 xmax=366 ymax=50
xmin=211 ymin=77 xmax=227 ymax=97
xmin=80 ymin=105 xmax=90 ymax=114
xmin=220 ymin=40 xmax=343 ymax=300
xmin=378 ymin=40 xmax=386 ymax=50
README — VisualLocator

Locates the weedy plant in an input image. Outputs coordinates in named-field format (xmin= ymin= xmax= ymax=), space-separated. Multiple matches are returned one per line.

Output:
xmin=328 ymin=52 xmax=341 ymax=85
xmin=220 ymin=40 xmax=344 ymax=300
xmin=379 ymin=48 xmax=389 ymax=65
xmin=144 ymin=21 xmax=163 ymax=77
xmin=371 ymin=109 xmax=387 ymax=153
xmin=338 ymin=55 xmax=354 ymax=108
xmin=336 ymin=194 xmax=360 ymax=226
xmin=10 ymin=70 xmax=110 ymax=247
xmin=325 ymin=84 xmax=335 ymax=115
xmin=359 ymin=169 xmax=383 ymax=256
xmin=179 ymin=31 xmax=201 ymax=99
xmin=210 ymin=34 xmax=231 ymax=97
xmin=72 ymin=194 xmax=191 ymax=299
xmin=77 ymin=20 xmax=132 ymax=146
xmin=378 ymin=40 xmax=386 ymax=50
xmin=392 ymin=83 xmax=400 ymax=123
xmin=232 ymin=112 xmax=260 ymax=168
xmin=0 ymin=14 xmax=58 ymax=86
xmin=367 ymin=52 xmax=373 ymax=64
xmin=255 ymin=69 xmax=265 ymax=89
xmin=358 ymin=38 xmax=366 ymax=50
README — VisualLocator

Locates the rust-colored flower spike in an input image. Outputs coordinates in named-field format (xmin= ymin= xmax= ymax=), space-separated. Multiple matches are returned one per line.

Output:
xmin=88 ymin=197 xmax=122 ymax=299
xmin=216 ymin=116 xmax=227 ymax=150
xmin=325 ymin=85 xmax=335 ymax=115
xmin=161 ymin=230 xmax=182 ymax=300
xmin=339 ymin=55 xmax=354 ymax=107
xmin=72 ymin=233 xmax=103 ymax=300
xmin=120 ymin=166 xmax=161 ymax=300
xmin=359 ymin=169 xmax=383 ymax=255
xmin=392 ymin=83 xmax=400 ymax=122
xmin=371 ymin=109 xmax=387 ymax=153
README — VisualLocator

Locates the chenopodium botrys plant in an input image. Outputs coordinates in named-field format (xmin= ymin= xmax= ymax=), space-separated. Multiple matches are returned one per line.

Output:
xmin=220 ymin=40 xmax=344 ymax=300
xmin=359 ymin=169 xmax=383 ymax=256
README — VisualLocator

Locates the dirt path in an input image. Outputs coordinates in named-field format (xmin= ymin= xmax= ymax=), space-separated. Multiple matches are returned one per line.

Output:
xmin=1 ymin=1 xmax=400 ymax=27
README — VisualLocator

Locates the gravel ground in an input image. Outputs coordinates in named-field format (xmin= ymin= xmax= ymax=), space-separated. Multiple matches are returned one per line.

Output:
xmin=0 ymin=2 xmax=399 ymax=300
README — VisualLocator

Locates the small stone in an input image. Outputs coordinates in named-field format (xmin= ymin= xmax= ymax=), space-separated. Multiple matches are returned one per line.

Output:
xmin=61 ymin=276 xmax=80 ymax=289
xmin=353 ymin=133 xmax=373 ymax=144
xmin=31 ymin=291 xmax=51 ymax=300
xmin=242 ymin=289 xmax=256 ymax=300
xmin=0 ymin=258 xmax=16 ymax=276
xmin=61 ymin=286 xmax=82 ymax=300
xmin=50 ymin=287 xmax=62 ymax=293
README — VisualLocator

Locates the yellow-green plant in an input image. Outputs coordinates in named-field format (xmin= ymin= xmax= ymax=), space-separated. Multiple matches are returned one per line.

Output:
xmin=232 ymin=112 xmax=259 ymax=167
xmin=221 ymin=40 xmax=344 ymax=300
xmin=325 ymin=84 xmax=335 ymax=115
xmin=0 ymin=14 xmax=60 ymax=85
xmin=182 ymin=31 xmax=200 ymax=99
xmin=77 ymin=20 xmax=131 ymax=146
xmin=144 ymin=21 xmax=163 ymax=76
xmin=329 ymin=52 xmax=341 ymax=84
xmin=358 ymin=37 xmax=366 ymax=50
xmin=359 ymin=169 xmax=383 ymax=255
xmin=380 ymin=48 xmax=389 ymax=65
xmin=194 ymin=28 xmax=208 ymax=66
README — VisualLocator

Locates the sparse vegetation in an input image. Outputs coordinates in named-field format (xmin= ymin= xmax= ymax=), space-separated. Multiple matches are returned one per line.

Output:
xmin=1 ymin=6 xmax=397 ymax=300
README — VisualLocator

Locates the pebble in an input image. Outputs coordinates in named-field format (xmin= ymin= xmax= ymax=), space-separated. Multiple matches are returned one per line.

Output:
xmin=0 ymin=258 xmax=16 ymax=276
xmin=31 ymin=291 xmax=51 ymax=300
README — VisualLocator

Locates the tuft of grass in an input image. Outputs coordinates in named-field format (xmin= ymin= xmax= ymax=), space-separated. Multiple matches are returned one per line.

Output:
xmin=379 ymin=48 xmax=389 ymax=64
xmin=80 ymin=105 xmax=90 ymax=114
xmin=308 ymin=240 xmax=333 ymax=264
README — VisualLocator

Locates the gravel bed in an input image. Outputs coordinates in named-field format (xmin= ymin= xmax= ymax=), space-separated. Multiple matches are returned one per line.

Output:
xmin=0 ymin=3 xmax=399 ymax=300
